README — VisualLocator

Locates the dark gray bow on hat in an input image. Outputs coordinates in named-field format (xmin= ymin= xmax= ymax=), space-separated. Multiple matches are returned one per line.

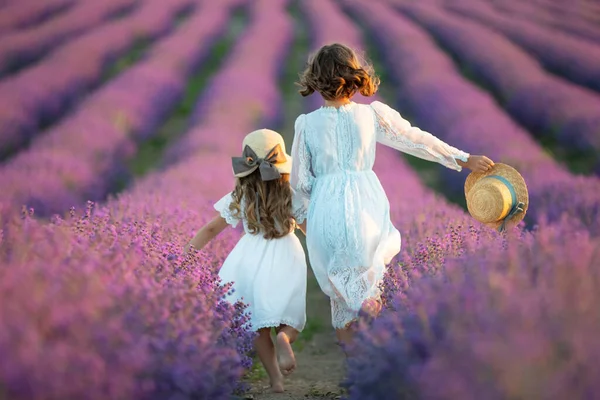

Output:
xmin=232 ymin=144 xmax=285 ymax=181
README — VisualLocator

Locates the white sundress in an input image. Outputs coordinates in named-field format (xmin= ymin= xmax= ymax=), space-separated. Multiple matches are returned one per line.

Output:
xmin=215 ymin=190 xmax=308 ymax=332
xmin=290 ymin=100 xmax=470 ymax=329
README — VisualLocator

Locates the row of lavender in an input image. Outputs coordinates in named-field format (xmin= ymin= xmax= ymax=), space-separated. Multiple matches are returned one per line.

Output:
xmin=1 ymin=204 xmax=252 ymax=399
xmin=164 ymin=0 xmax=291 ymax=163
xmin=0 ymin=0 xmax=240 ymax=221
xmin=485 ymin=0 xmax=600 ymax=43
xmin=304 ymin=1 xmax=600 ymax=398
xmin=0 ymin=0 xmax=293 ymax=398
xmin=345 ymin=0 xmax=600 ymax=236
xmin=522 ymin=0 xmax=600 ymax=26
xmin=0 ymin=0 xmax=76 ymax=34
xmin=444 ymin=0 xmax=600 ymax=92
xmin=0 ymin=0 xmax=193 ymax=159
xmin=394 ymin=2 xmax=600 ymax=167
xmin=0 ymin=0 xmax=139 ymax=76
xmin=346 ymin=216 xmax=600 ymax=399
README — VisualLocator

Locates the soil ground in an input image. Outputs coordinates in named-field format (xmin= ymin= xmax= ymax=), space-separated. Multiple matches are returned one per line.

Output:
xmin=238 ymin=5 xmax=347 ymax=397
xmin=241 ymin=268 xmax=347 ymax=400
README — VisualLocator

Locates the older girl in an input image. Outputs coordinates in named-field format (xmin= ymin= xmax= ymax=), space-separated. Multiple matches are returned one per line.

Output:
xmin=291 ymin=43 xmax=493 ymax=348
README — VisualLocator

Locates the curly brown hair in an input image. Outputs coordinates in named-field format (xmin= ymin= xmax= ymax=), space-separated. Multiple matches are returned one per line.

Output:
xmin=229 ymin=170 xmax=295 ymax=240
xmin=297 ymin=43 xmax=380 ymax=101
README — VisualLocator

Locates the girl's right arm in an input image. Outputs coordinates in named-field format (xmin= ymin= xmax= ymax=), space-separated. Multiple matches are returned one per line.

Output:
xmin=184 ymin=212 xmax=229 ymax=253
xmin=290 ymin=114 xmax=313 ymax=231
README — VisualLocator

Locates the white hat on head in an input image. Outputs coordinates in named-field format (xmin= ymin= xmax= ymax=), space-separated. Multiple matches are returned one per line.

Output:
xmin=231 ymin=129 xmax=292 ymax=180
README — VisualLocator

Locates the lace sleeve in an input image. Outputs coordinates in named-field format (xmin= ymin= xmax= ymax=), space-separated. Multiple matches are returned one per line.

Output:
xmin=290 ymin=114 xmax=314 ymax=215
xmin=213 ymin=192 xmax=240 ymax=228
xmin=291 ymin=189 xmax=308 ymax=224
xmin=371 ymin=101 xmax=470 ymax=171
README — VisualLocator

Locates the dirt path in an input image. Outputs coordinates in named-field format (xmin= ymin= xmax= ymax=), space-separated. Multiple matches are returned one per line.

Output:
xmin=242 ymin=267 xmax=347 ymax=400
xmin=239 ymin=3 xmax=346 ymax=398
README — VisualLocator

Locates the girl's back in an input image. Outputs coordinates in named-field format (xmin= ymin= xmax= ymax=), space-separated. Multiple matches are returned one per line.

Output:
xmin=289 ymin=43 xmax=480 ymax=333
xmin=301 ymin=102 xmax=378 ymax=176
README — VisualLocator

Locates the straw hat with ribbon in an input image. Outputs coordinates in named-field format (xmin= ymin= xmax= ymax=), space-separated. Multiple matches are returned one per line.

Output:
xmin=231 ymin=129 xmax=292 ymax=222
xmin=231 ymin=128 xmax=292 ymax=180
xmin=464 ymin=163 xmax=529 ymax=232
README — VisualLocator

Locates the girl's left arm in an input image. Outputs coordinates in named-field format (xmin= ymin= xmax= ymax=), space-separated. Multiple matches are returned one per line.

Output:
xmin=184 ymin=212 xmax=229 ymax=253
xmin=371 ymin=101 xmax=492 ymax=173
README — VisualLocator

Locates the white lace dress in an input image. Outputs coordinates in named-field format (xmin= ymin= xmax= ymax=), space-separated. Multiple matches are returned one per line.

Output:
xmin=290 ymin=101 xmax=470 ymax=329
xmin=215 ymin=191 xmax=308 ymax=332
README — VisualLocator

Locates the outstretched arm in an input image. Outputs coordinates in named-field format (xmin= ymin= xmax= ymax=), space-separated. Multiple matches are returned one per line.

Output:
xmin=184 ymin=212 xmax=229 ymax=253
xmin=371 ymin=101 xmax=493 ymax=172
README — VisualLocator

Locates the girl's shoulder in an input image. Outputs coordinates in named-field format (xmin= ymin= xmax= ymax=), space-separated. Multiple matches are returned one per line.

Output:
xmin=369 ymin=100 xmax=392 ymax=112
xmin=307 ymin=102 xmax=363 ymax=115
xmin=295 ymin=102 xmax=394 ymax=132
xmin=214 ymin=191 xmax=241 ymax=227
xmin=302 ymin=101 xmax=390 ymax=117
xmin=294 ymin=113 xmax=307 ymax=128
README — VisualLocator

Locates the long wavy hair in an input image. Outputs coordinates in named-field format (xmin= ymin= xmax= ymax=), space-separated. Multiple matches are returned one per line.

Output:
xmin=229 ymin=170 xmax=295 ymax=239
xmin=297 ymin=43 xmax=380 ymax=100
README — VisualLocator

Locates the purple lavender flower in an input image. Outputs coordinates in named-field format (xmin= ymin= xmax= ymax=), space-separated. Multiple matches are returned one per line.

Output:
xmin=0 ymin=0 xmax=194 ymax=158
xmin=346 ymin=221 xmax=600 ymax=400
xmin=446 ymin=0 xmax=600 ymax=92
xmin=0 ymin=0 xmax=76 ymax=34
xmin=0 ymin=0 xmax=242 ymax=219
xmin=486 ymin=0 xmax=600 ymax=44
xmin=396 ymin=3 xmax=600 ymax=157
xmin=0 ymin=0 xmax=138 ymax=76
xmin=0 ymin=0 xmax=295 ymax=397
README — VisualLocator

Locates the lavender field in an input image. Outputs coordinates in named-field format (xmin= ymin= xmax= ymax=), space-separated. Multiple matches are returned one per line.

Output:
xmin=0 ymin=0 xmax=599 ymax=399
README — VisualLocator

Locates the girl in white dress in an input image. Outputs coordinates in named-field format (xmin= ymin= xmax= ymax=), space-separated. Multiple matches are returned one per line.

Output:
xmin=185 ymin=128 xmax=308 ymax=393
xmin=291 ymin=43 xmax=494 ymax=348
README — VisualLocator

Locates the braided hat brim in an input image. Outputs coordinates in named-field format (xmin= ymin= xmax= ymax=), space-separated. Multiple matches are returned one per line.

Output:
xmin=464 ymin=163 xmax=529 ymax=230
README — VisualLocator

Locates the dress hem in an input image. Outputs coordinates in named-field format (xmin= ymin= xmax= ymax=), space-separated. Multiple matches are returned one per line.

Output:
xmin=251 ymin=319 xmax=305 ymax=332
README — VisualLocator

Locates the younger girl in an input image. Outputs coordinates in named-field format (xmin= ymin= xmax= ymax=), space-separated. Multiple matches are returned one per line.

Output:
xmin=291 ymin=43 xmax=494 ymax=347
xmin=186 ymin=129 xmax=308 ymax=393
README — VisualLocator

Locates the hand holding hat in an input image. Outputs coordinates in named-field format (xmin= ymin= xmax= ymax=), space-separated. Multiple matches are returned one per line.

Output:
xmin=464 ymin=163 xmax=529 ymax=232
xmin=460 ymin=154 xmax=495 ymax=173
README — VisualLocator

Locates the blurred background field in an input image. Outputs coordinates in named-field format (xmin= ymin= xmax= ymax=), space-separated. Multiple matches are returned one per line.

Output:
xmin=0 ymin=0 xmax=599 ymax=399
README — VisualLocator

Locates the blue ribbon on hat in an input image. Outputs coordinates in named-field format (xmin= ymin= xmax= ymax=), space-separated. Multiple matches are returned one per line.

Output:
xmin=482 ymin=175 xmax=525 ymax=233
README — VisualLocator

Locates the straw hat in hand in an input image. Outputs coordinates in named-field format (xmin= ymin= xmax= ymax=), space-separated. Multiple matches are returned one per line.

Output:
xmin=464 ymin=163 xmax=529 ymax=232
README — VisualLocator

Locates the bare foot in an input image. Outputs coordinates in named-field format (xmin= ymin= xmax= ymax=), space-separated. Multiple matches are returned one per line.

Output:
xmin=270 ymin=377 xmax=285 ymax=393
xmin=276 ymin=331 xmax=296 ymax=375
